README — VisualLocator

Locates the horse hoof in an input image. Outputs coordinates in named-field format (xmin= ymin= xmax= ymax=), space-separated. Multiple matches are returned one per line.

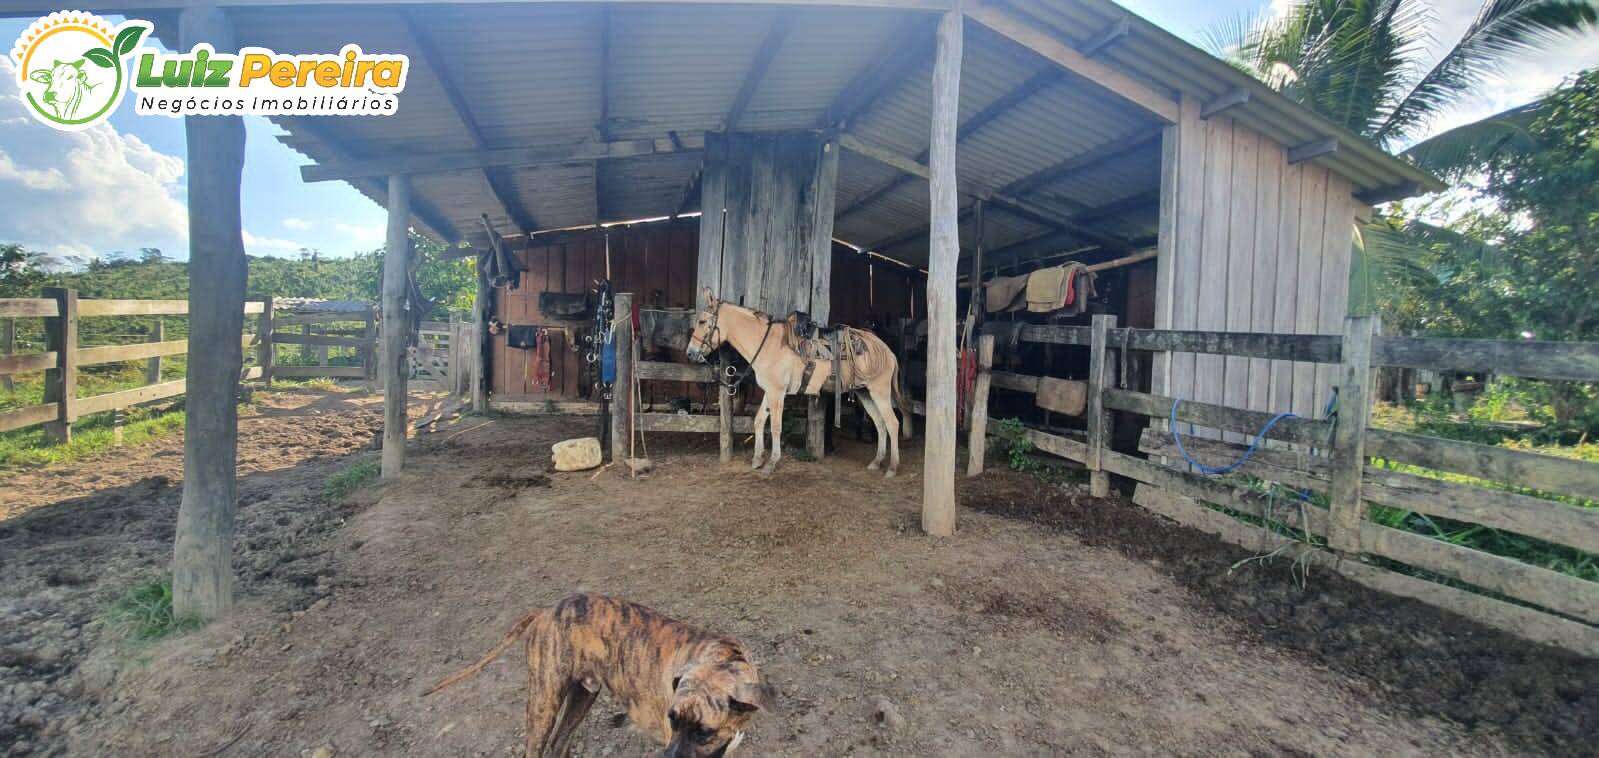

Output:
xmin=866 ymin=461 xmax=880 ymax=471
xmin=884 ymin=470 xmax=897 ymax=479
xmin=760 ymin=464 xmax=777 ymax=477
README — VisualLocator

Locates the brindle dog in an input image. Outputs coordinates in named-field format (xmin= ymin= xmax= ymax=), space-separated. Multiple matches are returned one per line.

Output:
xmin=425 ymin=594 xmax=776 ymax=757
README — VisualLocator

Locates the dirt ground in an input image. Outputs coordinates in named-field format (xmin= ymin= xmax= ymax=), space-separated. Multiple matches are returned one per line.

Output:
xmin=1 ymin=387 xmax=1594 ymax=757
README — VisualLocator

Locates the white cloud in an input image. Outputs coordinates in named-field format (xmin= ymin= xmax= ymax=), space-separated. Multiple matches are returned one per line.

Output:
xmin=0 ymin=58 xmax=188 ymax=257
xmin=335 ymin=222 xmax=383 ymax=245
xmin=282 ymin=217 xmax=313 ymax=231
xmin=242 ymin=230 xmax=306 ymax=254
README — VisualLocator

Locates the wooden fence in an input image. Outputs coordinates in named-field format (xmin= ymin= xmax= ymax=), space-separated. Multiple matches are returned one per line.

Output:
xmin=928 ymin=315 xmax=1599 ymax=656
xmin=269 ymin=305 xmax=376 ymax=382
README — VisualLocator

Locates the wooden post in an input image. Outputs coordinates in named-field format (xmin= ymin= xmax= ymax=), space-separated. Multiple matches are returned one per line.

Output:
xmin=806 ymin=395 xmax=825 ymax=460
xmin=718 ymin=356 xmax=733 ymax=463
xmin=171 ymin=1 xmax=247 ymax=624
xmin=472 ymin=265 xmax=491 ymax=411
xmin=1087 ymin=314 xmax=1116 ymax=497
xmin=1 ymin=317 xmax=13 ymax=392
xmin=922 ymin=9 xmax=962 ymax=538
xmin=966 ymin=334 xmax=994 ymax=477
xmin=363 ymin=306 xmax=378 ymax=393
xmin=256 ymin=296 xmax=274 ymax=385
xmin=896 ymin=318 xmax=915 ymax=439
xmin=145 ymin=318 xmax=164 ymax=385
xmin=610 ymin=292 xmax=634 ymax=463
xmin=1328 ymin=315 xmax=1376 ymax=552
xmin=41 ymin=287 xmax=77 ymax=445
xmin=380 ymin=175 xmax=412 ymax=478
xmin=112 ymin=408 xmax=126 ymax=446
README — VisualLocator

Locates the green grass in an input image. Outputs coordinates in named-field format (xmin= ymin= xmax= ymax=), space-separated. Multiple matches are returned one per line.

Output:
xmin=0 ymin=405 xmax=188 ymax=470
xmin=323 ymin=460 xmax=379 ymax=500
xmin=1 ymin=359 xmax=188 ymax=412
xmin=101 ymin=578 xmax=203 ymax=643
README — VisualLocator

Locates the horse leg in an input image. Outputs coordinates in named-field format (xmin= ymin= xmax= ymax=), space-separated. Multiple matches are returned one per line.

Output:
xmin=857 ymin=391 xmax=887 ymax=471
xmin=751 ymin=395 xmax=770 ymax=470
xmin=763 ymin=392 xmax=785 ymax=475
xmin=868 ymin=381 xmax=901 ymax=477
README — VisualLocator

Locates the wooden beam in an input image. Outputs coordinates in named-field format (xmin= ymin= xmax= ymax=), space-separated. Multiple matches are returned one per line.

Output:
xmin=816 ymin=15 xmax=938 ymax=130
xmin=727 ymin=13 xmax=791 ymax=130
xmin=381 ymin=174 xmax=412 ymax=478
xmin=300 ymin=137 xmax=697 ymax=182
xmin=964 ymin=3 xmax=1178 ymax=123
xmin=1078 ymin=17 xmax=1129 ymax=57
xmin=284 ymin=117 xmax=459 ymax=242
xmin=1002 ymin=126 xmax=1162 ymax=197
xmin=1355 ymin=181 xmax=1422 ymax=205
xmin=1200 ymin=87 xmax=1250 ymax=119
xmin=171 ymin=4 xmax=247 ymax=622
xmin=1288 ymin=136 xmax=1339 ymax=164
xmin=402 ymin=11 xmax=535 ymax=234
xmin=922 ymin=9 xmax=961 ymax=538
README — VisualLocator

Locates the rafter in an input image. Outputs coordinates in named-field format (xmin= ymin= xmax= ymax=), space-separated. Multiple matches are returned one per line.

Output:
xmin=815 ymin=15 xmax=938 ymax=130
xmin=727 ymin=12 xmax=791 ymax=130
xmin=1288 ymin=136 xmax=1338 ymax=164
xmin=402 ymin=11 xmax=535 ymax=235
xmin=1200 ymin=87 xmax=1250 ymax=120
xmin=1001 ymin=126 xmax=1162 ymax=198
xmin=1078 ymin=17 xmax=1129 ymax=58
xmin=280 ymin=117 xmax=459 ymax=243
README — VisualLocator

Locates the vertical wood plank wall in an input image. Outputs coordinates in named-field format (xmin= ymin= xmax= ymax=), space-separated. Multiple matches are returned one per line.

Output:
xmin=1155 ymin=94 xmax=1357 ymax=426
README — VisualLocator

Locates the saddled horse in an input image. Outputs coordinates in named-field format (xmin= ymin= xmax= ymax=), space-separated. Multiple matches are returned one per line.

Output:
xmin=686 ymin=289 xmax=903 ymax=477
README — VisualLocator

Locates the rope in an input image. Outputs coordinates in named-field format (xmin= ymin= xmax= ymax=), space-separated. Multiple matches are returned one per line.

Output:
xmin=1168 ymin=398 xmax=1299 ymax=476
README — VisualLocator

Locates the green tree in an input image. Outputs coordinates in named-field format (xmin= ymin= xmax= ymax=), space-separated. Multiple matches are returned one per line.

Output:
xmin=0 ymin=243 xmax=52 ymax=298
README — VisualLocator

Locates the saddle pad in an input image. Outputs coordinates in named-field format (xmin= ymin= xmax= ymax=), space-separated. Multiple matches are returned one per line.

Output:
xmin=1035 ymin=377 xmax=1088 ymax=417
xmin=538 ymin=291 xmax=592 ymax=320
xmin=506 ymin=325 xmax=539 ymax=349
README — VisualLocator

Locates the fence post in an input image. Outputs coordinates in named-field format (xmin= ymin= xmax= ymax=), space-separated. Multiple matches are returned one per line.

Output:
xmin=806 ymin=396 xmax=825 ymax=460
xmin=718 ymin=355 xmax=733 ymax=463
xmin=146 ymin=317 xmax=164 ymax=385
xmin=966 ymin=334 xmax=994 ymax=476
xmin=1087 ymin=314 xmax=1116 ymax=497
xmin=611 ymin=292 xmax=634 ymax=464
xmin=2 ymin=317 xmax=14 ymax=393
xmin=42 ymin=287 xmax=77 ymax=445
xmin=364 ymin=306 xmax=378 ymax=393
xmin=896 ymin=318 xmax=915 ymax=439
xmin=256 ymin=296 xmax=274 ymax=385
xmin=1328 ymin=315 xmax=1376 ymax=552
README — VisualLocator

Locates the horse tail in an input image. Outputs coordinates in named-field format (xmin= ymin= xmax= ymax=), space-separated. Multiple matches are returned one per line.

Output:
xmin=422 ymin=608 xmax=547 ymax=696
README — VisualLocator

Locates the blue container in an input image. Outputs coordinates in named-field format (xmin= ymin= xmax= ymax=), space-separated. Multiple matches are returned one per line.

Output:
xmin=601 ymin=335 xmax=617 ymax=385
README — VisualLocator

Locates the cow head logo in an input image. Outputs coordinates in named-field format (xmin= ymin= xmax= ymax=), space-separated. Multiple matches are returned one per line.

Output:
xmin=10 ymin=12 xmax=149 ymax=130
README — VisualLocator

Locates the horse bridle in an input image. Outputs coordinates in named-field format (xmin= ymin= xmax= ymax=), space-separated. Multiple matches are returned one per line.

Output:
xmin=697 ymin=302 xmax=774 ymax=393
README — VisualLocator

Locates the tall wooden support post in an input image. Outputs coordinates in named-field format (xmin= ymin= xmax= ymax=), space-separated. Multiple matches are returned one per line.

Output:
xmin=41 ymin=287 xmax=77 ymax=444
xmin=171 ymin=1 xmax=247 ymax=623
xmin=472 ymin=263 xmax=491 ymax=411
xmin=717 ymin=355 xmax=733 ymax=463
xmin=380 ymin=175 xmax=412 ymax=479
xmin=1328 ymin=315 xmax=1376 ymax=552
xmin=145 ymin=318 xmax=164 ymax=385
xmin=2 ymin=317 xmax=13 ymax=392
xmin=922 ymin=9 xmax=962 ymax=538
xmin=806 ymin=396 xmax=825 ymax=460
xmin=966 ymin=334 xmax=994 ymax=477
xmin=363 ymin=306 xmax=378 ymax=393
xmin=896 ymin=318 xmax=915 ymax=439
xmin=1086 ymin=314 xmax=1116 ymax=497
xmin=610 ymin=292 xmax=634 ymax=464
xmin=256 ymin=296 xmax=274 ymax=384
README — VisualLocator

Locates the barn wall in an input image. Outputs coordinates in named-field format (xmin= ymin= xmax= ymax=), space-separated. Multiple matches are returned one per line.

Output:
xmin=492 ymin=223 xmax=923 ymax=401
xmin=1153 ymin=94 xmax=1359 ymax=424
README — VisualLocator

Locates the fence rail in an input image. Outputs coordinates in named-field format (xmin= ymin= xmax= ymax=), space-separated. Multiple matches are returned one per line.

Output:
xmin=946 ymin=315 xmax=1599 ymax=656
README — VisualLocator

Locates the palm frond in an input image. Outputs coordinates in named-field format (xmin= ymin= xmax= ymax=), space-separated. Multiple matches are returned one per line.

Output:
xmin=1350 ymin=220 xmax=1441 ymax=315
xmin=1401 ymin=101 xmax=1546 ymax=178
xmin=1376 ymin=0 xmax=1597 ymax=145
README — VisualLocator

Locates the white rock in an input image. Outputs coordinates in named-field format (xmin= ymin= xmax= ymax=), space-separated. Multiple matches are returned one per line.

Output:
xmin=551 ymin=438 xmax=603 ymax=472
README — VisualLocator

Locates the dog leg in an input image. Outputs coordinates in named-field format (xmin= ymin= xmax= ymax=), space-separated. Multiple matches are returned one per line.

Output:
xmin=525 ymin=636 xmax=567 ymax=757
xmin=546 ymin=680 xmax=600 ymax=758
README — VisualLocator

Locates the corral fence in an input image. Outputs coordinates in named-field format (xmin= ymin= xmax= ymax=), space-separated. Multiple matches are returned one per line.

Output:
xmin=906 ymin=314 xmax=1599 ymax=657
xmin=1 ymin=290 xmax=475 ymax=442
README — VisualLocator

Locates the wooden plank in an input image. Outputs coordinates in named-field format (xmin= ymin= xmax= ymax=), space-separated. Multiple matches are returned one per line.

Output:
xmin=1327 ymin=316 xmax=1375 ymax=551
xmin=1132 ymin=483 xmax=1331 ymax=562
xmin=611 ymin=292 xmax=634 ymax=463
xmin=634 ymin=361 xmax=717 ymax=383
xmin=990 ymin=370 xmax=1040 ymax=394
xmin=1192 ymin=114 xmax=1233 ymax=440
xmin=1291 ymin=165 xmax=1329 ymax=418
xmin=1 ymin=318 xmax=12 ymax=392
xmin=491 ymin=400 xmax=603 ymax=415
xmin=146 ymin=318 xmax=165 ymax=384
xmin=77 ymin=299 xmax=190 ymax=317
xmin=1359 ymin=521 xmax=1599 ymax=625
xmin=0 ymin=403 xmax=58 ymax=433
xmin=275 ymin=310 xmax=372 ymax=326
xmin=272 ymin=365 xmax=367 ymax=378
xmin=638 ymin=412 xmax=756 ymax=435
xmin=967 ymin=334 xmax=994 ymax=477
xmin=256 ymin=296 xmax=275 ymax=384
xmin=1139 ymin=428 xmax=1330 ymax=491
xmin=271 ymin=333 xmax=366 ymax=349
xmin=0 ymin=351 xmax=57 ymax=375
xmin=1247 ymin=132 xmax=1284 ymax=416
xmin=1165 ymin=94 xmax=1205 ymax=404
xmin=1222 ymin=127 xmax=1259 ymax=442
xmin=978 ymin=322 xmax=1092 ymax=346
xmin=77 ymin=340 xmax=189 ymax=366
xmin=1200 ymin=88 xmax=1249 ymax=119
xmin=0 ymin=298 xmax=57 ymax=318
xmin=1110 ymin=451 xmax=1332 ymax=534
xmin=1364 ymin=467 xmax=1599 ymax=554
xmin=1288 ymin=137 xmax=1338 ymax=164
xmin=1315 ymin=179 xmax=1355 ymax=419
xmin=983 ymin=417 xmax=1089 ymax=463
xmin=1268 ymin=156 xmax=1304 ymax=415
xmin=1367 ymin=428 xmax=1599 ymax=503
xmin=1086 ymin=315 xmax=1114 ymax=496
xmin=1371 ymin=336 xmax=1599 ymax=382
xmin=76 ymin=379 xmax=186 ymax=416
xmin=964 ymin=4 xmax=1178 ymax=123
xmin=921 ymin=8 xmax=961 ymax=539
xmin=42 ymin=288 xmax=77 ymax=442
xmin=1103 ymin=388 xmax=1332 ymax=447
xmin=1116 ymin=329 xmax=1341 ymax=363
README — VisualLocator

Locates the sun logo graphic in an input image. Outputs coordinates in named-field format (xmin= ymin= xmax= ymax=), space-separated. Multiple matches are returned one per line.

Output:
xmin=10 ymin=11 xmax=150 ymax=130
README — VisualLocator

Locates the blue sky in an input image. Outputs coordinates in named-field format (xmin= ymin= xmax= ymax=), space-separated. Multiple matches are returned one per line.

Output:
xmin=2 ymin=1 xmax=1595 ymax=263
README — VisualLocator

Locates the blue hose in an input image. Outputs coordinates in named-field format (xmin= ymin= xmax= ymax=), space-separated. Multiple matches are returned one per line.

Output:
xmin=1168 ymin=398 xmax=1299 ymax=475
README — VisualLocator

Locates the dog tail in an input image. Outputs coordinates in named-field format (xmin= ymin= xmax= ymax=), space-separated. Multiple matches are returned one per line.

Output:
xmin=423 ymin=608 xmax=546 ymax=696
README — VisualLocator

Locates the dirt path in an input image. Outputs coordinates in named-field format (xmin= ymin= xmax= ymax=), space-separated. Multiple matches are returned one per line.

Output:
xmin=2 ymin=399 xmax=1593 ymax=756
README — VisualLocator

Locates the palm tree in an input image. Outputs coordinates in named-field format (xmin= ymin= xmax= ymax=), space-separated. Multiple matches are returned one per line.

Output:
xmin=1215 ymin=0 xmax=1595 ymax=178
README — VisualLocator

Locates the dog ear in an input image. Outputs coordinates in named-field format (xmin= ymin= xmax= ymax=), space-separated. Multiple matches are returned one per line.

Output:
xmin=729 ymin=681 xmax=778 ymax=714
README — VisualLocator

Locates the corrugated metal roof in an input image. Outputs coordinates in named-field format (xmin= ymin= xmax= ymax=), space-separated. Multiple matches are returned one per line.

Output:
xmin=262 ymin=0 xmax=1439 ymax=269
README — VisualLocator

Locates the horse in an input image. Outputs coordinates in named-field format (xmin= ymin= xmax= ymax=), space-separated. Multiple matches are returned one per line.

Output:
xmin=686 ymin=288 xmax=903 ymax=477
